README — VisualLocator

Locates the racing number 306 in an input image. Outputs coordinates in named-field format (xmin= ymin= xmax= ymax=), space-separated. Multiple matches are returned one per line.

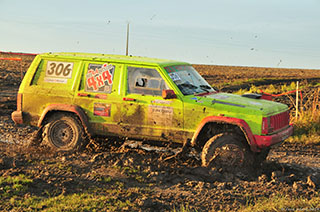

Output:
xmin=46 ymin=61 xmax=74 ymax=78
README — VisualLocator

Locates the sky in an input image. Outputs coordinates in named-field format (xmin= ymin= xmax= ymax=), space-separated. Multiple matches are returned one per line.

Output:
xmin=1 ymin=0 xmax=320 ymax=69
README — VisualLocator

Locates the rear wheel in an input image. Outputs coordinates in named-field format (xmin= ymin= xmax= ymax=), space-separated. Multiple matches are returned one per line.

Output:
xmin=43 ymin=113 xmax=87 ymax=151
xmin=201 ymin=133 xmax=253 ymax=169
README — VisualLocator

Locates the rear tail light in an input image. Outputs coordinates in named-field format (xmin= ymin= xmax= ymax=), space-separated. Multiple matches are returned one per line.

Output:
xmin=262 ymin=117 xmax=271 ymax=134
xmin=17 ymin=93 xmax=22 ymax=111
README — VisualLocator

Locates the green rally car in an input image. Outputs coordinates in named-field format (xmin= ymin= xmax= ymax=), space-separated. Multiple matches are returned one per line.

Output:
xmin=12 ymin=52 xmax=293 ymax=167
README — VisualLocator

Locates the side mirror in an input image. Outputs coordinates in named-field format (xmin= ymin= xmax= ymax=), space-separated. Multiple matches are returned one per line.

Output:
xmin=162 ymin=89 xmax=177 ymax=99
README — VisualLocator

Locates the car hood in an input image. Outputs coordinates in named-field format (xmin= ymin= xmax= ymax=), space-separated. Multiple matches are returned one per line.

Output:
xmin=196 ymin=92 xmax=288 ymax=116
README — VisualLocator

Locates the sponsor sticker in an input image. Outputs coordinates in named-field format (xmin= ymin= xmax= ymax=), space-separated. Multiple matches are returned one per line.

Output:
xmin=44 ymin=77 xmax=68 ymax=84
xmin=94 ymin=103 xmax=111 ymax=117
xmin=46 ymin=61 xmax=74 ymax=78
xmin=86 ymin=63 xmax=114 ymax=93
xmin=148 ymin=105 xmax=173 ymax=126
xmin=151 ymin=99 xmax=172 ymax=105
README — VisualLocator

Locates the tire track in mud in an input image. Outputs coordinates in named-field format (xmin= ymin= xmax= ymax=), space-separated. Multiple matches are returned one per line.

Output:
xmin=269 ymin=144 xmax=320 ymax=172
xmin=1 ymin=86 xmax=319 ymax=177
xmin=1 ymin=133 xmax=319 ymax=211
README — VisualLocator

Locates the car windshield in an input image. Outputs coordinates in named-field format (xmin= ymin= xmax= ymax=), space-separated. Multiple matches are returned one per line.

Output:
xmin=165 ymin=65 xmax=215 ymax=95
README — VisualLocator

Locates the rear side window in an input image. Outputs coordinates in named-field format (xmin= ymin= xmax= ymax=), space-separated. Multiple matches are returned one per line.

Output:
xmin=84 ymin=63 xmax=115 ymax=93
xmin=127 ymin=66 xmax=168 ymax=96
xmin=31 ymin=59 xmax=79 ymax=89
xmin=30 ymin=60 xmax=45 ymax=85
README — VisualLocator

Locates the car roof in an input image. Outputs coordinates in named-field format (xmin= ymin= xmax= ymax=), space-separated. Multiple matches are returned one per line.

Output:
xmin=40 ymin=52 xmax=189 ymax=67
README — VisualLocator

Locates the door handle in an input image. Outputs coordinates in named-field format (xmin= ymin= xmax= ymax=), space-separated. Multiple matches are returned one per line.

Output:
xmin=123 ymin=97 xmax=136 ymax=101
xmin=78 ymin=93 xmax=90 ymax=97
xmin=77 ymin=93 xmax=108 ymax=99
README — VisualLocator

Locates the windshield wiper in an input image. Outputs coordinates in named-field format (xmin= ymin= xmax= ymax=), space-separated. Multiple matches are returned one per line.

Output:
xmin=178 ymin=83 xmax=198 ymax=89
xmin=195 ymin=85 xmax=217 ymax=96
xmin=199 ymin=85 xmax=213 ymax=92
xmin=178 ymin=83 xmax=213 ymax=95
xmin=177 ymin=83 xmax=198 ymax=95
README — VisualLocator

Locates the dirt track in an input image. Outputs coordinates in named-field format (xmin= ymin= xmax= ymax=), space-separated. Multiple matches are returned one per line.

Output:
xmin=1 ymin=53 xmax=320 ymax=211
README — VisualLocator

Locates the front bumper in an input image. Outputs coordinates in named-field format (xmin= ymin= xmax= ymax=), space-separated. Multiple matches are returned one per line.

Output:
xmin=253 ymin=124 xmax=294 ymax=149
xmin=11 ymin=111 xmax=23 ymax=125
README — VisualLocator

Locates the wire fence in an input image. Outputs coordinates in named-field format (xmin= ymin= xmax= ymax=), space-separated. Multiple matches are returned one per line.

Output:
xmin=260 ymin=82 xmax=320 ymax=123
xmin=0 ymin=51 xmax=37 ymax=80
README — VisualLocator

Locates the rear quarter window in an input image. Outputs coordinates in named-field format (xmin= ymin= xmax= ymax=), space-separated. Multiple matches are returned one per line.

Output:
xmin=30 ymin=59 xmax=80 ymax=90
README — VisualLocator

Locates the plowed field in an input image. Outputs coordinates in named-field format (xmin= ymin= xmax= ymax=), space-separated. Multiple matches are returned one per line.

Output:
xmin=1 ymin=52 xmax=320 ymax=211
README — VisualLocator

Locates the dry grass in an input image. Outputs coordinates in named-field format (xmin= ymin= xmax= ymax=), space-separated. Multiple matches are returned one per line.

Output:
xmin=239 ymin=193 xmax=320 ymax=212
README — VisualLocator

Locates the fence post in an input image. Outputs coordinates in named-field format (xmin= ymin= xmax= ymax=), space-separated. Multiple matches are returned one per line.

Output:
xmin=295 ymin=81 xmax=299 ymax=121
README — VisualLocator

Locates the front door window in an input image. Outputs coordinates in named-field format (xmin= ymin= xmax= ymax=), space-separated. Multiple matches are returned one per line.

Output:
xmin=127 ymin=66 xmax=169 ymax=96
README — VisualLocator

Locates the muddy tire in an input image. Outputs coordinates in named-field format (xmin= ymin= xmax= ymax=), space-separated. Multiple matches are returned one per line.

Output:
xmin=253 ymin=148 xmax=270 ymax=167
xmin=201 ymin=133 xmax=253 ymax=168
xmin=27 ymin=126 xmax=43 ymax=147
xmin=42 ymin=113 xmax=87 ymax=151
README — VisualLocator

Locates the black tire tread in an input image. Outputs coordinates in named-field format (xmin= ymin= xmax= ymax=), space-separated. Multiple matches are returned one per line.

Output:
xmin=201 ymin=132 xmax=253 ymax=168
xmin=42 ymin=112 xmax=87 ymax=152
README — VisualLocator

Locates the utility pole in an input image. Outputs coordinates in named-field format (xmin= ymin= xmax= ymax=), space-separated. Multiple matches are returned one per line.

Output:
xmin=126 ymin=22 xmax=129 ymax=56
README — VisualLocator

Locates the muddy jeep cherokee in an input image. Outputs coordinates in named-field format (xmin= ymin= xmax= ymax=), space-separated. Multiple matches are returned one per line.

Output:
xmin=12 ymin=52 xmax=293 ymax=167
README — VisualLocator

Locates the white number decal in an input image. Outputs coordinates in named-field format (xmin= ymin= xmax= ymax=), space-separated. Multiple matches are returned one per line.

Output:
xmin=46 ymin=61 xmax=73 ymax=78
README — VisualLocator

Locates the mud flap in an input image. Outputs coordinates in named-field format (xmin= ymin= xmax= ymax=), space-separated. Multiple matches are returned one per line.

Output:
xmin=163 ymin=139 xmax=191 ymax=161
xmin=27 ymin=126 xmax=44 ymax=147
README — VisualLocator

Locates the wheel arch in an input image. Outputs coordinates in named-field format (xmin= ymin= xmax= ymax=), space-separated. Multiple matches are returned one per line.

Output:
xmin=190 ymin=116 xmax=259 ymax=152
xmin=38 ymin=104 xmax=92 ymax=136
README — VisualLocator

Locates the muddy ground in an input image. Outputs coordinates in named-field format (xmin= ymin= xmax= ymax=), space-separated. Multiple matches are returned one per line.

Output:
xmin=1 ymin=52 xmax=320 ymax=211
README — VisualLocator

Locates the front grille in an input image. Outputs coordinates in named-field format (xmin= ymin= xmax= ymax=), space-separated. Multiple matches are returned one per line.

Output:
xmin=270 ymin=111 xmax=289 ymax=132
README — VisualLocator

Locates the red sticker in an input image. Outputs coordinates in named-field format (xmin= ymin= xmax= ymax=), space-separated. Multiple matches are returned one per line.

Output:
xmin=86 ymin=63 xmax=114 ymax=92
xmin=102 ymin=70 xmax=113 ymax=85
xmin=87 ymin=76 xmax=98 ymax=91
xmin=94 ymin=103 xmax=111 ymax=117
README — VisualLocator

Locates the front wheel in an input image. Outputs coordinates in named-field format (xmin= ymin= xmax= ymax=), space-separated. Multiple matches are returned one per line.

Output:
xmin=42 ymin=113 xmax=87 ymax=151
xmin=201 ymin=133 xmax=253 ymax=169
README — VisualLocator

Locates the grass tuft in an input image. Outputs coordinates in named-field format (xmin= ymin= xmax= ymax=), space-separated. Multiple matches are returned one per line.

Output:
xmin=239 ymin=193 xmax=320 ymax=212
xmin=173 ymin=203 xmax=197 ymax=212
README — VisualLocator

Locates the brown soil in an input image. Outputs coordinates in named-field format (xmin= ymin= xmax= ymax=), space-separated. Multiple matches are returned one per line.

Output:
xmin=1 ymin=52 xmax=320 ymax=211
xmin=194 ymin=64 xmax=320 ymax=86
